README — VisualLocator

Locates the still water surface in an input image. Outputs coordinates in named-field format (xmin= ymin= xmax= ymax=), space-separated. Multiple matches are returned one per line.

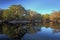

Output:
xmin=22 ymin=23 xmax=60 ymax=40
xmin=0 ymin=23 xmax=60 ymax=40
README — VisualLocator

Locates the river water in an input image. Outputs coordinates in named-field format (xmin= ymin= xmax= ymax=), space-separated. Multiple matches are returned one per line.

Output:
xmin=22 ymin=23 xmax=60 ymax=40
xmin=0 ymin=23 xmax=60 ymax=40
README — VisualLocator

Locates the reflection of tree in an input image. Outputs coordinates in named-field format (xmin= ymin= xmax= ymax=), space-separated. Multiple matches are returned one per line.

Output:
xmin=53 ymin=29 xmax=60 ymax=34
xmin=2 ymin=24 xmax=17 ymax=38
xmin=50 ymin=23 xmax=60 ymax=30
xmin=0 ymin=24 xmax=3 ymax=34
xmin=42 ymin=23 xmax=60 ymax=34
xmin=27 ymin=23 xmax=60 ymax=34
xmin=26 ymin=24 xmax=41 ymax=34
xmin=1 ymin=23 xmax=60 ymax=39
xmin=43 ymin=23 xmax=60 ymax=30
xmin=49 ymin=23 xmax=60 ymax=34
xmin=2 ymin=24 xmax=27 ymax=39
xmin=43 ymin=23 xmax=50 ymax=28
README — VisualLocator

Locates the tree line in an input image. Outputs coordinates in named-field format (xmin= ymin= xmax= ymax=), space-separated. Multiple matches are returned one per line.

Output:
xmin=0 ymin=4 xmax=60 ymax=23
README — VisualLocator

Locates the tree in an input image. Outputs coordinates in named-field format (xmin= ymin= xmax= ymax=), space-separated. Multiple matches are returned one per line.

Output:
xmin=2 ymin=9 xmax=10 ymax=21
xmin=49 ymin=11 xmax=60 ymax=23
xmin=0 ymin=9 xmax=3 ymax=20
xmin=2 ymin=4 xmax=27 ymax=21
xmin=27 ymin=9 xmax=42 ymax=21
xmin=9 ymin=4 xmax=27 ymax=20
xmin=42 ymin=14 xmax=50 ymax=23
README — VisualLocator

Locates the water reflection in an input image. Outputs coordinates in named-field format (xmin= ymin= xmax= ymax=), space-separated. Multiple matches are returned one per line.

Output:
xmin=0 ymin=23 xmax=60 ymax=40
xmin=22 ymin=23 xmax=60 ymax=40
xmin=0 ymin=24 xmax=27 ymax=40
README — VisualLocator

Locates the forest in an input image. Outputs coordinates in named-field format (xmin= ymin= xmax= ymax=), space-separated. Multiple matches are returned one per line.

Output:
xmin=0 ymin=4 xmax=60 ymax=23
xmin=0 ymin=4 xmax=60 ymax=40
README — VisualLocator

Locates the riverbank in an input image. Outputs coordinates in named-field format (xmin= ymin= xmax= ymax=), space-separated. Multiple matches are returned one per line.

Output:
xmin=0 ymin=20 xmax=60 ymax=24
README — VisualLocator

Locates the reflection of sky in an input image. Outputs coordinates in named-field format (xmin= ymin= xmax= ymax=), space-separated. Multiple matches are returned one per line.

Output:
xmin=0 ymin=0 xmax=60 ymax=14
xmin=22 ymin=27 xmax=60 ymax=40
xmin=0 ymin=34 xmax=11 ymax=40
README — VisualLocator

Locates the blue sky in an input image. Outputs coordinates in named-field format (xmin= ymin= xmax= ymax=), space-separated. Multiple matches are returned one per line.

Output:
xmin=0 ymin=0 xmax=60 ymax=14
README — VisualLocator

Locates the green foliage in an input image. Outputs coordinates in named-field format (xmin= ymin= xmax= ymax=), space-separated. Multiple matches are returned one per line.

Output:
xmin=1 ymin=4 xmax=27 ymax=21
xmin=0 ymin=4 xmax=60 ymax=22
xmin=50 ymin=11 xmax=60 ymax=22
xmin=9 ymin=5 xmax=27 ymax=20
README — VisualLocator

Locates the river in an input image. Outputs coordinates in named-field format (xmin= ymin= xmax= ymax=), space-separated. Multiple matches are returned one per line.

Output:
xmin=0 ymin=23 xmax=60 ymax=40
